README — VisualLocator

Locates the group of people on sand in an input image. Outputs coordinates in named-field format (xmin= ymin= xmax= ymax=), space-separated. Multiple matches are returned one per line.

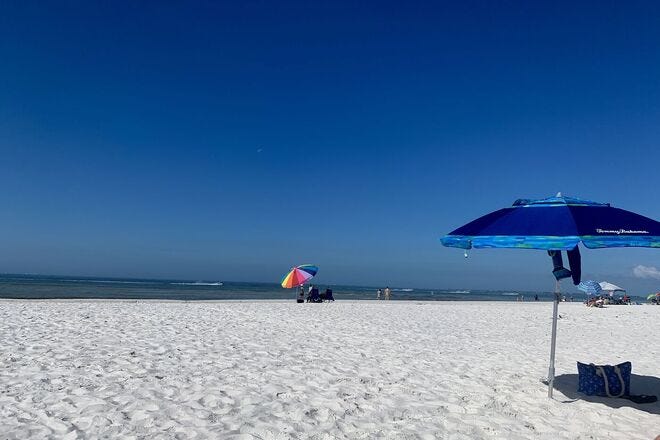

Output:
xmin=297 ymin=285 xmax=334 ymax=303
xmin=376 ymin=287 xmax=392 ymax=300
xmin=586 ymin=293 xmax=630 ymax=307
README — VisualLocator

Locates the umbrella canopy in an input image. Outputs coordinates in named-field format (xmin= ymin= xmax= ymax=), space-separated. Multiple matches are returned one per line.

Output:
xmin=281 ymin=264 xmax=318 ymax=288
xmin=577 ymin=280 xmax=602 ymax=295
xmin=441 ymin=194 xmax=660 ymax=398
xmin=442 ymin=195 xmax=660 ymax=250
xmin=598 ymin=281 xmax=626 ymax=292
xmin=646 ymin=293 xmax=660 ymax=301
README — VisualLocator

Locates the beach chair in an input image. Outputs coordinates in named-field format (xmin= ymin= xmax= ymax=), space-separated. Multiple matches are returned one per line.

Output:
xmin=324 ymin=289 xmax=334 ymax=301
xmin=307 ymin=289 xmax=322 ymax=303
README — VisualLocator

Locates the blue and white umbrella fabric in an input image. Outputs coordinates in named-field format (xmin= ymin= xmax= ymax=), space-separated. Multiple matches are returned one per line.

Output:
xmin=577 ymin=280 xmax=602 ymax=295
xmin=441 ymin=195 xmax=660 ymax=250
xmin=441 ymin=194 xmax=660 ymax=398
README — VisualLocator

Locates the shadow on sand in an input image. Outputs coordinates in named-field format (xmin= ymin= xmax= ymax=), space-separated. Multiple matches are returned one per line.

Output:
xmin=553 ymin=374 xmax=660 ymax=415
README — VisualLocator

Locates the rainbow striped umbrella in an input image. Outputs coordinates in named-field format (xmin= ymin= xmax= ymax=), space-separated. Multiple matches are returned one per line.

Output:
xmin=281 ymin=264 xmax=318 ymax=288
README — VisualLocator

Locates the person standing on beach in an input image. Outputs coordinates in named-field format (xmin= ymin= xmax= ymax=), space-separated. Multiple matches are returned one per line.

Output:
xmin=384 ymin=286 xmax=391 ymax=300
xmin=377 ymin=288 xmax=382 ymax=300
xmin=297 ymin=285 xmax=305 ymax=303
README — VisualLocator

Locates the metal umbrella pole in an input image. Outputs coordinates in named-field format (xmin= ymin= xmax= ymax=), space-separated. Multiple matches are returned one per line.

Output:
xmin=547 ymin=279 xmax=561 ymax=398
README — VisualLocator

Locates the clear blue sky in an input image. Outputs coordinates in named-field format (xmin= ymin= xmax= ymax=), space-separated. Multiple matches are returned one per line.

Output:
xmin=1 ymin=1 xmax=659 ymax=293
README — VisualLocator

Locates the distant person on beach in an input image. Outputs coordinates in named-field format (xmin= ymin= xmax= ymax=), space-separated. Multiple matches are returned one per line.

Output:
xmin=384 ymin=287 xmax=391 ymax=300
xmin=535 ymin=294 xmax=539 ymax=301
xmin=307 ymin=285 xmax=321 ymax=302
xmin=377 ymin=288 xmax=382 ymax=300
xmin=297 ymin=286 xmax=305 ymax=303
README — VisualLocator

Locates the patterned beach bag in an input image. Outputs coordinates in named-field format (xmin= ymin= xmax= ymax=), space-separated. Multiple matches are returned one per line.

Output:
xmin=577 ymin=361 xmax=631 ymax=397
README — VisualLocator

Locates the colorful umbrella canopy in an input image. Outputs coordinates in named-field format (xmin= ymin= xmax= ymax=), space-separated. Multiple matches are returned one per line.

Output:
xmin=577 ymin=280 xmax=602 ymax=295
xmin=647 ymin=293 xmax=660 ymax=301
xmin=281 ymin=264 xmax=318 ymax=288
xmin=441 ymin=194 xmax=660 ymax=398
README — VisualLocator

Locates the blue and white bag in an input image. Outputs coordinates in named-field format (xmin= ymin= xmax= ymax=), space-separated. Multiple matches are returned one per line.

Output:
xmin=577 ymin=361 xmax=631 ymax=397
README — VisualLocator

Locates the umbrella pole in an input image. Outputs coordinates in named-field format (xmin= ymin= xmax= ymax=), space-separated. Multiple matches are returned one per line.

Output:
xmin=547 ymin=279 xmax=560 ymax=398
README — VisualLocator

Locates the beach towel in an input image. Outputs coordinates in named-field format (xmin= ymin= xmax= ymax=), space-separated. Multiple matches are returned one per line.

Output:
xmin=548 ymin=247 xmax=581 ymax=284
xmin=566 ymin=245 xmax=581 ymax=285
xmin=548 ymin=250 xmax=571 ymax=281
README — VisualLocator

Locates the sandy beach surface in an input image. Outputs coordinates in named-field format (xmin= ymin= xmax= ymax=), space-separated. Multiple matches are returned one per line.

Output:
xmin=1 ymin=300 xmax=658 ymax=439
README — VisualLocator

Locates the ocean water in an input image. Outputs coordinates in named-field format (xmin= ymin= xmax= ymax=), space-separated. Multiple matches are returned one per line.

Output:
xmin=0 ymin=274 xmax=607 ymax=302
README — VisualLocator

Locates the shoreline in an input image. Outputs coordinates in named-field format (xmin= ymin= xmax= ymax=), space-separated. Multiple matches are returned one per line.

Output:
xmin=0 ymin=297 xmax=619 ymax=304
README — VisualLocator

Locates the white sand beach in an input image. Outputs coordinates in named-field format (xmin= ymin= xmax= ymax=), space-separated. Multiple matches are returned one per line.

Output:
xmin=1 ymin=300 xmax=658 ymax=439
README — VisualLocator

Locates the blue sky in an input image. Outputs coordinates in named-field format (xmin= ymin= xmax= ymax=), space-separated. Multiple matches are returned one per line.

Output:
xmin=1 ymin=1 xmax=659 ymax=293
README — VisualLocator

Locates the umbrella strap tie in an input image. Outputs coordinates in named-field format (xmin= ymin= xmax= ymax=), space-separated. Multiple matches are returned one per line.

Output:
xmin=594 ymin=365 xmax=625 ymax=398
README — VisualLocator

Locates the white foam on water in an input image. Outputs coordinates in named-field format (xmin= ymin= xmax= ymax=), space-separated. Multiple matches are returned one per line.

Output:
xmin=170 ymin=282 xmax=223 ymax=286
xmin=64 ymin=279 xmax=154 ymax=285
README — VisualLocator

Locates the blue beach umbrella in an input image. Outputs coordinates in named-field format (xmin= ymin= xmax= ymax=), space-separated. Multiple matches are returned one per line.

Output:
xmin=441 ymin=194 xmax=660 ymax=398
xmin=577 ymin=280 xmax=602 ymax=295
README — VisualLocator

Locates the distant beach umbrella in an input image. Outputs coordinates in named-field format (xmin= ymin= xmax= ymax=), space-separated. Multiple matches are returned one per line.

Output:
xmin=281 ymin=264 xmax=318 ymax=288
xmin=646 ymin=293 xmax=659 ymax=301
xmin=441 ymin=194 xmax=660 ymax=398
xmin=598 ymin=281 xmax=626 ymax=293
xmin=577 ymin=280 xmax=602 ymax=295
